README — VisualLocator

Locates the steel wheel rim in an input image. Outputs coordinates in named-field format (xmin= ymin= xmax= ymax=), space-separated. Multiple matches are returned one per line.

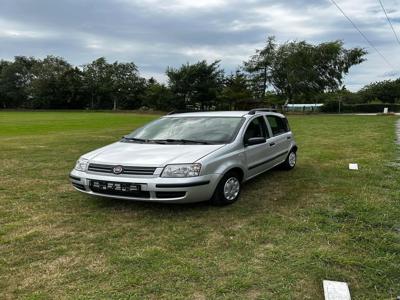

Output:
xmin=289 ymin=152 xmax=296 ymax=167
xmin=223 ymin=177 xmax=240 ymax=201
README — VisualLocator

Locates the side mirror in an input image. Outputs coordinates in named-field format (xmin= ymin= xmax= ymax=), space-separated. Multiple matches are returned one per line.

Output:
xmin=245 ymin=137 xmax=266 ymax=146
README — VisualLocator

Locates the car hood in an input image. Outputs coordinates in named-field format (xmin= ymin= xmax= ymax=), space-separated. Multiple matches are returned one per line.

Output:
xmin=82 ymin=142 xmax=225 ymax=166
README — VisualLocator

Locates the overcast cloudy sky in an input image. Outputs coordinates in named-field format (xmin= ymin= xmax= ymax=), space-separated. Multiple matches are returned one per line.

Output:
xmin=0 ymin=0 xmax=399 ymax=90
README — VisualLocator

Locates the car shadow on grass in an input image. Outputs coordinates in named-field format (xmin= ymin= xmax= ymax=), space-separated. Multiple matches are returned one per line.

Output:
xmin=85 ymin=166 xmax=298 ymax=215
xmin=91 ymin=194 xmax=211 ymax=211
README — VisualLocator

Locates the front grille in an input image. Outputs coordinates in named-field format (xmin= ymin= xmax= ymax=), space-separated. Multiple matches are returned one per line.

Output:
xmin=88 ymin=163 xmax=156 ymax=175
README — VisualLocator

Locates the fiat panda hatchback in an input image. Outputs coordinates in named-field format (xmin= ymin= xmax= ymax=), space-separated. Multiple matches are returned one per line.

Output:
xmin=70 ymin=109 xmax=297 ymax=205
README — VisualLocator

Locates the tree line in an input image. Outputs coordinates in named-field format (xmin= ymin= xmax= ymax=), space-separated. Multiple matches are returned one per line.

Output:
xmin=1 ymin=36 xmax=398 ymax=111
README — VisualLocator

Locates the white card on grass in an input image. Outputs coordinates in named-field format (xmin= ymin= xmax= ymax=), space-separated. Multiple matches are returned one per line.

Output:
xmin=349 ymin=163 xmax=358 ymax=170
xmin=323 ymin=280 xmax=351 ymax=300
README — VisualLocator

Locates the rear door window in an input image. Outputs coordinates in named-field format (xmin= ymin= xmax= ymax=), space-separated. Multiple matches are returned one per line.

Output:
xmin=266 ymin=116 xmax=289 ymax=136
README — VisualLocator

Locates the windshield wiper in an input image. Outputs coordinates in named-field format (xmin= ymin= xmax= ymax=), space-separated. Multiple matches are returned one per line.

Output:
xmin=123 ymin=137 xmax=212 ymax=145
xmin=152 ymin=139 xmax=211 ymax=145
xmin=122 ymin=136 xmax=148 ymax=143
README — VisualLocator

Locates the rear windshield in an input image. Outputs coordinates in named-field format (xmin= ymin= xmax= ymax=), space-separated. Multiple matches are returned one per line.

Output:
xmin=125 ymin=117 xmax=244 ymax=144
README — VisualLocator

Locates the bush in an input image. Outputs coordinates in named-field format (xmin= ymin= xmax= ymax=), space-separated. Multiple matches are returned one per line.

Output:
xmin=322 ymin=102 xmax=400 ymax=113
xmin=345 ymin=104 xmax=400 ymax=113
xmin=320 ymin=101 xmax=340 ymax=113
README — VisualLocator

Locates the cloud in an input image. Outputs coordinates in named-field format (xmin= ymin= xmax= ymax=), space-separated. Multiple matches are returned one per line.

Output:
xmin=119 ymin=0 xmax=228 ymax=12
xmin=381 ymin=70 xmax=400 ymax=77
xmin=0 ymin=0 xmax=399 ymax=90
xmin=0 ymin=18 xmax=55 ymax=39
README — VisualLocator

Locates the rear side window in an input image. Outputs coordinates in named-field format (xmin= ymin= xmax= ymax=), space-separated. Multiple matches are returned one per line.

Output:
xmin=282 ymin=118 xmax=290 ymax=132
xmin=267 ymin=116 xmax=289 ymax=136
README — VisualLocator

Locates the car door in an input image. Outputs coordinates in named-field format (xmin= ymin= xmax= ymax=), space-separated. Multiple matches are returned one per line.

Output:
xmin=265 ymin=115 xmax=292 ymax=165
xmin=243 ymin=116 xmax=277 ymax=178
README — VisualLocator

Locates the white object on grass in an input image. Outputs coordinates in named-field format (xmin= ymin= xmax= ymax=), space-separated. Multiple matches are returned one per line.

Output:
xmin=383 ymin=107 xmax=388 ymax=114
xmin=323 ymin=280 xmax=351 ymax=300
xmin=349 ymin=163 xmax=358 ymax=170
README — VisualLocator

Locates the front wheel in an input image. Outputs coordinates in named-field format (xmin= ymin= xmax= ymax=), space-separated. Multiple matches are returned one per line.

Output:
xmin=210 ymin=171 xmax=241 ymax=206
xmin=281 ymin=149 xmax=297 ymax=170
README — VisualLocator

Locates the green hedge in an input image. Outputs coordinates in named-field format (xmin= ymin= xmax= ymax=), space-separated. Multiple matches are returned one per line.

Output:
xmin=321 ymin=103 xmax=400 ymax=113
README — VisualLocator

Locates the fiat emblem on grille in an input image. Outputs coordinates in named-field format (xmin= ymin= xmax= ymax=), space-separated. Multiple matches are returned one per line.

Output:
xmin=112 ymin=165 xmax=123 ymax=174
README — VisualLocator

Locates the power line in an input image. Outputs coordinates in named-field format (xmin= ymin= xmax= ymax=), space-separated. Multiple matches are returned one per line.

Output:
xmin=377 ymin=0 xmax=400 ymax=46
xmin=329 ymin=0 xmax=394 ymax=69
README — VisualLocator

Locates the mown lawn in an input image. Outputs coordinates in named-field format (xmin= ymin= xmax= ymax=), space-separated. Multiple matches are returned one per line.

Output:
xmin=0 ymin=112 xmax=399 ymax=299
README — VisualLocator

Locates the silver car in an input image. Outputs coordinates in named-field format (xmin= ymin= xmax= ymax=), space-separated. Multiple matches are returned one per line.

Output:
xmin=69 ymin=109 xmax=297 ymax=205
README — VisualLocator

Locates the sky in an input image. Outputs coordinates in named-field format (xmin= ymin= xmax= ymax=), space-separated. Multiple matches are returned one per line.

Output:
xmin=0 ymin=0 xmax=400 ymax=91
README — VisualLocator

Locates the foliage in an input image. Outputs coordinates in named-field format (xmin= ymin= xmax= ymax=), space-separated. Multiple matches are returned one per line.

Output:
xmin=139 ymin=78 xmax=175 ymax=111
xmin=166 ymin=60 xmax=224 ymax=110
xmin=322 ymin=102 xmax=400 ymax=113
xmin=359 ymin=79 xmax=400 ymax=103
xmin=316 ymin=88 xmax=362 ymax=104
xmin=243 ymin=36 xmax=276 ymax=98
xmin=109 ymin=61 xmax=146 ymax=109
xmin=82 ymin=57 xmax=113 ymax=109
xmin=219 ymin=70 xmax=252 ymax=110
xmin=29 ymin=56 xmax=77 ymax=108
xmin=2 ymin=36 xmax=400 ymax=111
xmin=243 ymin=37 xmax=367 ymax=101
xmin=0 ymin=56 xmax=37 ymax=108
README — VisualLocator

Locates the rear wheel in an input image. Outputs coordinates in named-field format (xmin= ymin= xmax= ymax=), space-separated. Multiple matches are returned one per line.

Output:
xmin=281 ymin=149 xmax=297 ymax=170
xmin=210 ymin=171 xmax=241 ymax=206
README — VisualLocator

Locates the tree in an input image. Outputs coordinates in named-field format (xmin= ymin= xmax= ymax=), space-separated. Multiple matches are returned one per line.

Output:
xmin=109 ymin=61 xmax=146 ymax=110
xmin=271 ymin=40 xmax=366 ymax=101
xmin=244 ymin=38 xmax=367 ymax=102
xmin=166 ymin=60 xmax=224 ymax=110
xmin=29 ymin=55 xmax=76 ymax=108
xmin=60 ymin=67 xmax=86 ymax=108
xmin=82 ymin=58 xmax=146 ymax=109
xmin=140 ymin=78 xmax=174 ymax=111
xmin=0 ymin=40 xmax=369 ymax=110
xmin=220 ymin=70 xmax=252 ymax=110
xmin=0 ymin=60 xmax=12 ymax=108
xmin=0 ymin=56 xmax=37 ymax=108
xmin=82 ymin=57 xmax=113 ymax=109
xmin=243 ymin=36 xmax=276 ymax=98
xmin=358 ymin=79 xmax=400 ymax=103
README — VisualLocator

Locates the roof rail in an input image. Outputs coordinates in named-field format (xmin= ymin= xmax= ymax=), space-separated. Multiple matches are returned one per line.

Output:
xmin=248 ymin=108 xmax=277 ymax=115
xmin=167 ymin=110 xmax=210 ymax=115
xmin=166 ymin=110 xmax=193 ymax=115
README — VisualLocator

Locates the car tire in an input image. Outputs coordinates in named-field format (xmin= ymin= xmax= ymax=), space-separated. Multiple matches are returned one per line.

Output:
xmin=210 ymin=171 xmax=241 ymax=206
xmin=281 ymin=149 xmax=297 ymax=170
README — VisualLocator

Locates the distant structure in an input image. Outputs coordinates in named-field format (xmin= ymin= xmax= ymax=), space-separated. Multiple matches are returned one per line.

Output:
xmin=285 ymin=103 xmax=324 ymax=112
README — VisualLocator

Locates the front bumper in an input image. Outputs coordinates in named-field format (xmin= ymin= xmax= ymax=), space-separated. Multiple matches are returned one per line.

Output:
xmin=69 ymin=169 xmax=221 ymax=203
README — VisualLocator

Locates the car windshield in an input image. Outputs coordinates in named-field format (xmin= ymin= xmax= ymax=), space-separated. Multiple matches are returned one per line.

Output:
xmin=124 ymin=117 xmax=244 ymax=144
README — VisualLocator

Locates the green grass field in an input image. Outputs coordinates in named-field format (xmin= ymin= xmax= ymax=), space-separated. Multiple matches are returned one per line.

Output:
xmin=1 ymin=112 xmax=399 ymax=299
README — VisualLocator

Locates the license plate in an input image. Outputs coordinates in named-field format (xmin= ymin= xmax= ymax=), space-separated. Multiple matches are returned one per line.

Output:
xmin=90 ymin=180 xmax=141 ymax=192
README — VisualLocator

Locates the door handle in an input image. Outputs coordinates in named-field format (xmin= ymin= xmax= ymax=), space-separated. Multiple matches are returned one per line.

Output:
xmin=287 ymin=136 xmax=291 ymax=140
xmin=269 ymin=142 xmax=276 ymax=146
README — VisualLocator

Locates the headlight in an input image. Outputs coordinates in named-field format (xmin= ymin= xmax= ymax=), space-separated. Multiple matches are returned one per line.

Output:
xmin=74 ymin=158 xmax=89 ymax=171
xmin=161 ymin=163 xmax=201 ymax=178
